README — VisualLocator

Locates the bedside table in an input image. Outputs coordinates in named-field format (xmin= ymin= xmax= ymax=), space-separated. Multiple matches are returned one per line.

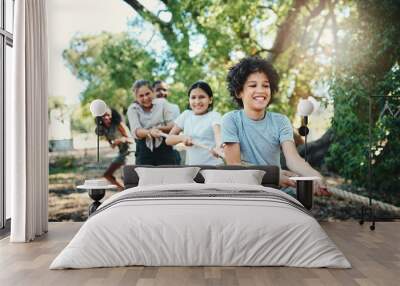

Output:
xmin=77 ymin=183 xmax=118 ymax=215
xmin=289 ymin=177 xmax=320 ymax=210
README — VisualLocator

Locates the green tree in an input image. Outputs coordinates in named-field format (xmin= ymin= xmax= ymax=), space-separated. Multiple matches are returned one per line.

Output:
xmin=122 ymin=0 xmax=341 ymax=116
xmin=64 ymin=0 xmax=350 ymax=117
xmin=63 ymin=32 xmax=158 ymax=114
xmin=327 ymin=0 xmax=400 ymax=202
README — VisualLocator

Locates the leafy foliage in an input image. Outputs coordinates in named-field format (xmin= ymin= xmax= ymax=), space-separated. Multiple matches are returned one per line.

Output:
xmin=327 ymin=1 xmax=400 ymax=201
xmin=65 ymin=0 xmax=347 ymax=116
xmin=63 ymin=32 xmax=158 ymax=113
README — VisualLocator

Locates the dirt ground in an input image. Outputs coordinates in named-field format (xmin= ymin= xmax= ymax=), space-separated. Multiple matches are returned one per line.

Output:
xmin=49 ymin=148 xmax=397 ymax=222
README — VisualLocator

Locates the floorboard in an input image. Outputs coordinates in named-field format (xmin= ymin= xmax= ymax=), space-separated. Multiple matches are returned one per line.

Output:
xmin=0 ymin=221 xmax=398 ymax=286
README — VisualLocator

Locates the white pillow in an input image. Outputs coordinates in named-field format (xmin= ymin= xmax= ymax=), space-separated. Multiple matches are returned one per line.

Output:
xmin=200 ymin=169 xmax=266 ymax=185
xmin=135 ymin=167 xmax=200 ymax=186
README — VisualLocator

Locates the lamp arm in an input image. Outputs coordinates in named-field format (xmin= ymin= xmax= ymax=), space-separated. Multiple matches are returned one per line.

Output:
xmin=298 ymin=115 xmax=309 ymax=162
xmin=96 ymin=118 xmax=100 ymax=163
xmin=302 ymin=115 xmax=308 ymax=126
xmin=95 ymin=115 xmax=105 ymax=163
xmin=305 ymin=129 xmax=308 ymax=162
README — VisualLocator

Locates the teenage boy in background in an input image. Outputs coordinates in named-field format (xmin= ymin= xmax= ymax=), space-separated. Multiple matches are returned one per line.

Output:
xmin=153 ymin=80 xmax=180 ymax=119
xmin=153 ymin=80 xmax=182 ymax=164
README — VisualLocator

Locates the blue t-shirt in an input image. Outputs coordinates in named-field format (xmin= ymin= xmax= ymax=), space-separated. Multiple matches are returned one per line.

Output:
xmin=175 ymin=110 xmax=223 ymax=165
xmin=221 ymin=110 xmax=294 ymax=167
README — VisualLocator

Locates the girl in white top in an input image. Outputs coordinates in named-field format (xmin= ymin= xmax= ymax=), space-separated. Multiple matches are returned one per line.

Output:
xmin=166 ymin=81 xmax=223 ymax=165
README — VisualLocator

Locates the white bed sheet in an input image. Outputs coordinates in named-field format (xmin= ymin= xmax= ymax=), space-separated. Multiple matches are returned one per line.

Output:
xmin=50 ymin=183 xmax=351 ymax=269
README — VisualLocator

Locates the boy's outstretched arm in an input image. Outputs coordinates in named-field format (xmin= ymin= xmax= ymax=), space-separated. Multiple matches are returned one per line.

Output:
xmin=223 ymin=143 xmax=241 ymax=165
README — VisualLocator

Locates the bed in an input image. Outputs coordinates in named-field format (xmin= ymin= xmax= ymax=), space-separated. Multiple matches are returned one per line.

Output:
xmin=50 ymin=165 xmax=350 ymax=269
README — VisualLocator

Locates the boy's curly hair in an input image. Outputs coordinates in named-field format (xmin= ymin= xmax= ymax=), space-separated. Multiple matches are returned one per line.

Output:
xmin=226 ymin=56 xmax=279 ymax=107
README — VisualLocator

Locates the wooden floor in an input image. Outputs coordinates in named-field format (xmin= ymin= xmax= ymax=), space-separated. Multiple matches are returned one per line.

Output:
xmin=0 ymin=222 xmax=399 ymax=286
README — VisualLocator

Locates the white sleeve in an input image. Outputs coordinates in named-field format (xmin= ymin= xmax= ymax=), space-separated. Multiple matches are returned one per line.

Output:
xmin=174 ymin=110 xmax=188 ymax=129
xmin=127 ymin=106 xmax=142 ymax=139
xmin=210 ymin=111 xmax=222 ymax=126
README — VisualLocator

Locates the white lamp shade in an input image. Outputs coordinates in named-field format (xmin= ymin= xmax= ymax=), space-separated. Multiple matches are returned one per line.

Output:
xmin=90 ymin=99 xmax=107 ymax=117
xmin=297 ymin=98 xmax=314 ymax=116
xmin=308 ymin=96 xmax=321 ymax=114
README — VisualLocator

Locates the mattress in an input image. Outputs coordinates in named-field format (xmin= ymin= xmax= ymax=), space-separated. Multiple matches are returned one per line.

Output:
xmin=50 ymin=183 xmax=351 ymax=269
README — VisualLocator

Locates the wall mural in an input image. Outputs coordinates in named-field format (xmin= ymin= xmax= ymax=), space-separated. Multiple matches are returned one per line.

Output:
xmin=48 ymin=0 xmax=400 ymax=222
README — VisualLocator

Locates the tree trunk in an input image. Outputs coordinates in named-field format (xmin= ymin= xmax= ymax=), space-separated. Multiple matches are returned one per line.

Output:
xmin=298 ymin=128 xmax=334 ymax=168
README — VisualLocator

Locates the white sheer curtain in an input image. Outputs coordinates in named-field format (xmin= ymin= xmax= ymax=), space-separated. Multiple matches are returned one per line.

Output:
xmin=7 ymin=0 xmax=48 ymax=242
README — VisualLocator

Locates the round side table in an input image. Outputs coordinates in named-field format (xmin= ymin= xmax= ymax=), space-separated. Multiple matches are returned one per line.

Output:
xmin=77 ymin=184 xmax=118 ymax=216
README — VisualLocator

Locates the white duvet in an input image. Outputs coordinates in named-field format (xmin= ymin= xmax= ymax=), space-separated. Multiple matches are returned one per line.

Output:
xmin=50 ymin=183 xmax=351 ymax=269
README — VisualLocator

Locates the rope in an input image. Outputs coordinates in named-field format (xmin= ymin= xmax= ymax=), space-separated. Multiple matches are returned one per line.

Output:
xmin=160 ymin=132 xmax=225 ymax=159
xmin=328 ymin=186 xmax=400 ymax=214
xmin=148 ymin=132 xmax=400 ymax=213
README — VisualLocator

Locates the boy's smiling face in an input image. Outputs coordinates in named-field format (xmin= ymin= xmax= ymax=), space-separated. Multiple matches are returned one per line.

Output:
xmin=238 ymin=72 xmax=271 ymax=112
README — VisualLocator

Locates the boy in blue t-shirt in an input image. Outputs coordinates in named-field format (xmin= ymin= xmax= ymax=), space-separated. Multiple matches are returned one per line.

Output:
xmin=221 ymin=56 xmax=329 ymax=196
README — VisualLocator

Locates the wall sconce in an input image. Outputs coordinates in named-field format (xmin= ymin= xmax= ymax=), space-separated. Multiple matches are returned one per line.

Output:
xmin=297 ymin=98 xmax=314 ymax=162
xmin=89 ymin=99 xmax=107 ymax=162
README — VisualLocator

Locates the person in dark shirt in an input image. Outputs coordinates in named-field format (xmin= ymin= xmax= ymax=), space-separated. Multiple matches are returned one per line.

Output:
xmin=98 ymin=108 xmax=133 ymax=190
